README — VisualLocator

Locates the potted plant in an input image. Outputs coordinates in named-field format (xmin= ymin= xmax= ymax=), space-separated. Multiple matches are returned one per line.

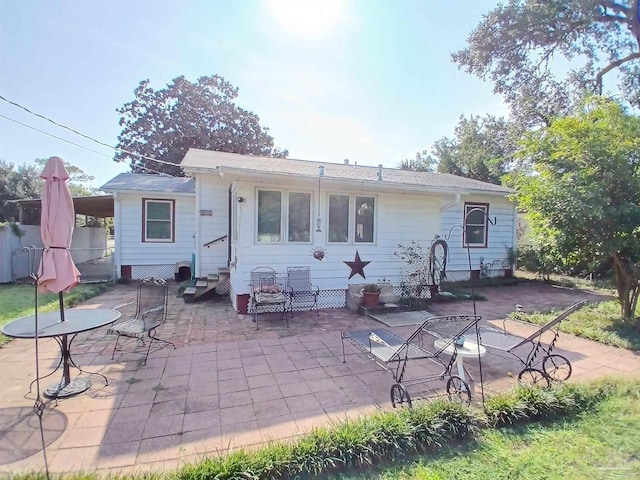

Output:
xmin=504 ymin=246 xmax=517 ymax=278
xmin=362 ymin=283 xmax=381 ymax=308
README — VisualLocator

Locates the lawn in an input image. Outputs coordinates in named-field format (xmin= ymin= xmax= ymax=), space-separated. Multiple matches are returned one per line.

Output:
xmin=334 ymin=388 xmax=640 ymax=480
xmin=0 ymin=282 xmax=112 ymax=346
xmin=518 ymin=299 xmax=640 ymax=351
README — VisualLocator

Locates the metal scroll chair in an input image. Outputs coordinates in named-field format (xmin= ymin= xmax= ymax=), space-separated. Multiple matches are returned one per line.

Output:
xmin=478 ymin=300 xmax=587 ymax=385
xmin=286 ymin=266 xmax=319 ymax=316
xmin=106 ymin=277 xmax=176 ymax=365
xmin=249 ymin=267 xmax=288 ymax=330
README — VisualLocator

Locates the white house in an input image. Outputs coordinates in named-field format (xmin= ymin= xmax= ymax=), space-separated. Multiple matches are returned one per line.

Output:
xmin=102 ymin=148 xmax=516 ymax=312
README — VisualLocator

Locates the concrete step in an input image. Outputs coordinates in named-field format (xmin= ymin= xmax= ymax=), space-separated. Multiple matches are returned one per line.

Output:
xmin=182 ymin=266 xmax=229 ymax=303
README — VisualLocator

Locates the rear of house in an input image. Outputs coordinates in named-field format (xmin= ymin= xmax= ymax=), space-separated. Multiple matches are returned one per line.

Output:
xmin=180 ymin=149 xmax=517 ymax=312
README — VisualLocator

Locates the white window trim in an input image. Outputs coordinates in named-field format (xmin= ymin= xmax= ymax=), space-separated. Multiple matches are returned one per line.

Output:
xmin=463 ymin=202 xmax=489 ymax=248
xmin=143 ymin=198 xmax=174 ymax=243
xmin=255 ymin=188 xmax=313 ymax=244
xmin=326 ymin=192 xmax=377 ymax=245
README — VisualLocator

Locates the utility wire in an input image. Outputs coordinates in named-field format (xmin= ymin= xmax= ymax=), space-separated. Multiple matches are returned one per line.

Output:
xmin=0 ymin=94 xmax=182 ymax=171
xmin=0 ymin=114 xmax=170 ymax=176
xmin=0 ymin=114 xmax=112 ymax=159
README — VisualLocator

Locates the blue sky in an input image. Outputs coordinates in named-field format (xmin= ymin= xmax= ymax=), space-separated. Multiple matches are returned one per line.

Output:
xmin=0 ymin=0 xmax=506 ymax=189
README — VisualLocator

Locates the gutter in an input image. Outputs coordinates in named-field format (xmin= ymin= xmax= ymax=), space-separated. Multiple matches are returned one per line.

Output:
xmin=183 ymin=165 xmax=513 ymax=197
xmin=440 ymin=193 xmax=461 ymax=212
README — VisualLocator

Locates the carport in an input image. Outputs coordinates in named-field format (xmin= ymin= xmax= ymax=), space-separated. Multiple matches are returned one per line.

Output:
xmin=3 ymin=195 xmax=115 ymax=282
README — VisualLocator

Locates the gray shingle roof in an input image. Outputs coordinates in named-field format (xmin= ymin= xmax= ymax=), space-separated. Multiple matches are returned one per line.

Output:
xmin=101 ymin=173 xmax=195 ymax=194
xmin=181 ymin=148 xmax=512 ymax=195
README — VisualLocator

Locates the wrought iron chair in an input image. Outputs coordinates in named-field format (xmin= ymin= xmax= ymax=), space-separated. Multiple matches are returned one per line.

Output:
xmin=106 ymin=277 xmax=175 ymax=365
xmin=249 ymin=267 xmax=288 ymax=330
xmin=286 ymin=266 xmax=319 ymax=316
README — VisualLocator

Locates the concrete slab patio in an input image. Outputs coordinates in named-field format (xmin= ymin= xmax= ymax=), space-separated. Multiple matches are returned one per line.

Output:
xmin=1 ymin=281 xmax=638 ymax=476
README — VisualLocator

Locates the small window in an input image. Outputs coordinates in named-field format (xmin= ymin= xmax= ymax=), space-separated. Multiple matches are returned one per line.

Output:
xmin=328 ymin=194 xmax=376 ymax=244
xmin=143 ymin=199 xmax=174 ymax=242
xmin=464 ymin=203 xmax=489 ymax=247
xmin=257 ymin=190 xmax=282 ymax=243
xmin=288 ymin=192 xmax=311 ymax=242
xmin=328 ymin=194 xmax=349 ymax=242
xmin=355 ymin=196 xmax=375 ymax=243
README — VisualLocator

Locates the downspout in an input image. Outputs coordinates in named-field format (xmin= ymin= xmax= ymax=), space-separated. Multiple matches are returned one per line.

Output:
xmin=194 ymin=175 xmax=201 ymax=279
xmin=440 ymin=193 xmax=461 ymax=212
xmin=113 ymin=192 xmax=121 ymax=279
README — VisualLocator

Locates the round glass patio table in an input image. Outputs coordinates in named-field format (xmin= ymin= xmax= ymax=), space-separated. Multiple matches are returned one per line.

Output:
xmin=434 ymin=338 xmax=486 ymax=383
xmin=2 ymin=308 xmax=120 ymax=398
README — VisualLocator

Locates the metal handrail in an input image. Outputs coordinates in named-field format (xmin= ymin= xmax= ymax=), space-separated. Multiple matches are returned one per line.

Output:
xmin=203 ymin=235 xmax=227 ymax=248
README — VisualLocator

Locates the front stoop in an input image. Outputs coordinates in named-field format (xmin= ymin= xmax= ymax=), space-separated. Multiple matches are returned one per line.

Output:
xmin=183 ymin=267 xmax=230 ymax=303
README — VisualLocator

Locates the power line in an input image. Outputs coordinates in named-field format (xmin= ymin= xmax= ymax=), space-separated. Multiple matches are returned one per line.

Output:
xmin=0 ymin=94 xmax=182 ymax=171
xmin=0 ymin=114 xmax=112 ymax=158
xmin=0 ymin=113 xmax=171 ymax=177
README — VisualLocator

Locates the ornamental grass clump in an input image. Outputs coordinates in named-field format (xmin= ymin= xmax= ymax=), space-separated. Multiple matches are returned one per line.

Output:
xmin=483 ymin=378 xmax=639 ymax=429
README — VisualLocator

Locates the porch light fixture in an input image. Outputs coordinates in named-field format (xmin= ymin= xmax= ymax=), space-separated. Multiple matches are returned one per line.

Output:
xmin=316 ymin=166 xmax=324 ymax=232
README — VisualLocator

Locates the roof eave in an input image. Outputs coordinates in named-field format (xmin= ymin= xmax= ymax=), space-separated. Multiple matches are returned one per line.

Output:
xmin=182 ymin=164 xmax=513 ymax=197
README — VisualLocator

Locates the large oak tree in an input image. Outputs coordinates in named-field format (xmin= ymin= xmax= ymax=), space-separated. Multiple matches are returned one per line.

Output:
xmin=400 ymin=115 xmax=522 ymax=185
xmin=453 ymin=0 xmax=640 ymax=127
xmin=115 ymin=75 xmax=288 ymax=176
xmin=513 ymin=97 xmax=640 ymax=320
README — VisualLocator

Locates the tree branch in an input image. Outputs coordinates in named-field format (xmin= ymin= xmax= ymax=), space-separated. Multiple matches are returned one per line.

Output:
xmin=600 ymin=0 xmax=629 ymax=15
xmin=595 ymin=51 xmax=640 ymax=93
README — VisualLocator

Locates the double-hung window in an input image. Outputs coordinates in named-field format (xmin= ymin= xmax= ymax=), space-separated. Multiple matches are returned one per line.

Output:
xmin=143 ymin=199 xmax=174 ymax=243
xmin=463 ymin=202 xmax=488 ymax=248
xmin=256 ymin=189 xmax=311 ymax=243
xmin=328 ymin=194 xmax=376 ymax=244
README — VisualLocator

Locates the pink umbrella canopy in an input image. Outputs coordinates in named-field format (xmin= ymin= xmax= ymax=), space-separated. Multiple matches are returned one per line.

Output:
xmin=37 ymin=156 xmax=81 ymax=293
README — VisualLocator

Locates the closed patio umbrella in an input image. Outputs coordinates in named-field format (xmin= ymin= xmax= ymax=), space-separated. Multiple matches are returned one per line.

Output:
xmin=37 ymin=156 xmax=81 ymax=396
xmin=38 ymin=156 xmax=80 ymax=294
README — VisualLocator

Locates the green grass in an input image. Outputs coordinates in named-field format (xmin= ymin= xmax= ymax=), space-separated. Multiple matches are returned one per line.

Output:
xmin=517 ymin=300 xmax=640 ymax=351
xmin=11 ymin=379 xmax=638 ymax=480
xmin=335 ymin=385 xmax=640 ymax=480
xmin=0 ymin=282 xmax=112 ymax=346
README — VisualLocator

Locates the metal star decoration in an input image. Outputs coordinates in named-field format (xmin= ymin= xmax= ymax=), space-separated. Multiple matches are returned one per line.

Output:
xmin=343 ymin=250 xmax=370 ymax=279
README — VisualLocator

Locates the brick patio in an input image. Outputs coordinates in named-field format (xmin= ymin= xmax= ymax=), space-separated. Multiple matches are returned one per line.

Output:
xmin=1 ymin=281 xmax=638 ymax=475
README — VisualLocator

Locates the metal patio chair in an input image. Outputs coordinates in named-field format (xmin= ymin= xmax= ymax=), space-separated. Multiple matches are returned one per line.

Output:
xmin=249 ymin=267 xmax=288 ymax=330
xmin=478 ymin=300 xmax=587 ymax=385
xmin=106 ymin=276 xmax=176 ymax=365
xmin=286 ymin=266 xmax=320 ymax=316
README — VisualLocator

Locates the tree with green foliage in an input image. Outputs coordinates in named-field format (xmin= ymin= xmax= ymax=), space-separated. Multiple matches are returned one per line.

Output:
xmin=0 ymin=159 xmax=100 ymax=222
xmin=115 ymin=75 xmax=288 ymax=176
xmin=400 ymin=115 xmax=521 ymax=185
xmin=34 ymin=158 xmax=99 ymax=197
xmin=0 ymin=161 xmax=40 ymax=221
xmin=453 ymin=0 xmax=640 ymax=127
xmin=512 ymin=97 xmax=640 ymax=320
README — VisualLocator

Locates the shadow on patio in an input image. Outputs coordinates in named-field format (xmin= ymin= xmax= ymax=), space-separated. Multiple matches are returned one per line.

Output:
xmin=1 ymin=280 xmax=632 ymax=475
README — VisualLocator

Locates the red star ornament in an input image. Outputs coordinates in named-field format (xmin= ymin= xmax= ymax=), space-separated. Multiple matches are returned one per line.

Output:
xmin=343 ymin=250 xmax=371 ymax=279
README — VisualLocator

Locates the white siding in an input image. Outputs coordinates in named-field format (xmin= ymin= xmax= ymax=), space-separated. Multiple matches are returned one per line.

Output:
xmin=116 ymin=192 xmax=195 ymax=276
xmin=196 ymin=176 xmax=229 ymax=277
xmin=194 ymin=174 xmax=517 ymax=299
xmin=230 ymin=183 xmax=443 ymax=295
xmin=440 ymin=195 xmax=515 ymax=277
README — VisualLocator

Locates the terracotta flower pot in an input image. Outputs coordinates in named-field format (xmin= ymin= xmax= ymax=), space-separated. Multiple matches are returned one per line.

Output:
xmin=362 ymin=291 xmax=380 ymax=308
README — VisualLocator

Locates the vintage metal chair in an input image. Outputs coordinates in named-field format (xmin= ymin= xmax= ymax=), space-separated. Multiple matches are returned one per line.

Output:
xmin=106 ymin=276 xmax=175 ymax=365
xmin=286 ymin=266 xmax=320 ymax=316
xmin=249 ymin=267 xmax=288 ymax=330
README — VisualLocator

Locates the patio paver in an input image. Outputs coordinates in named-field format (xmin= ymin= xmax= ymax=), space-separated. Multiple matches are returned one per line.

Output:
xmin=1 ymin=282 xmax=638 ymax=476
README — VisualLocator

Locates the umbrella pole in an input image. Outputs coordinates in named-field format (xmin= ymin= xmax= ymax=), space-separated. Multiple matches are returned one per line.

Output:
xmin=59 ymin=292 xmax=71 ymax=386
